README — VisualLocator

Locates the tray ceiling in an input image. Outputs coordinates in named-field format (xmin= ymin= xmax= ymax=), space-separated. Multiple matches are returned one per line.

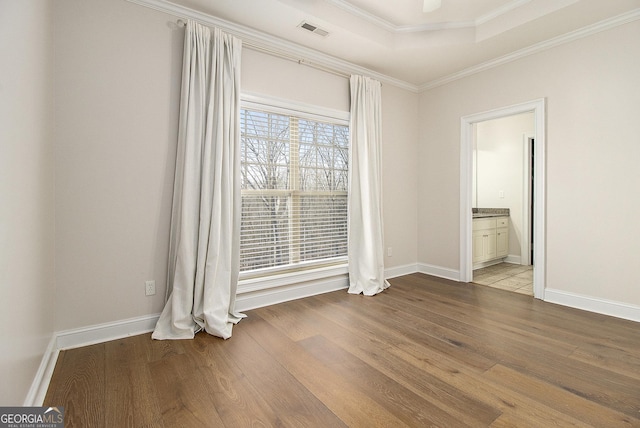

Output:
xmin=162 ymin=0 xmax=640 ymax=87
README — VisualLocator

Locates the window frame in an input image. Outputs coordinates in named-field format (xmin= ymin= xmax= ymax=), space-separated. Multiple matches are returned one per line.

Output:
xmin=238 ymin=93 xmax=350 ymax=288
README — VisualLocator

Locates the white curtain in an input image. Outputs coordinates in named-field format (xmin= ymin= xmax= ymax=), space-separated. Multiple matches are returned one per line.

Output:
xmin=153 ymin=21 xmax=245 ymax=340
xmin=348 ymin=75 xmax=390 ymax=296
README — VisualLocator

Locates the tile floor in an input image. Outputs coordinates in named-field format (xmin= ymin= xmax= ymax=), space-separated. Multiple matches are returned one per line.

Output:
xmin=472 ymin=262 xmax=533 ymax=296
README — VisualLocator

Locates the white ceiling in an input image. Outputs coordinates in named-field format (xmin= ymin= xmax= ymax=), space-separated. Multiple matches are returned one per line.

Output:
xmin=165 ymin=0 xmax=640 ymax=87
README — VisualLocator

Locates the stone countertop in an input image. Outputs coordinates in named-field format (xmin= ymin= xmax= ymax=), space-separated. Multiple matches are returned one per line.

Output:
xmin=472 ymin=208 xmax=510 ymax=218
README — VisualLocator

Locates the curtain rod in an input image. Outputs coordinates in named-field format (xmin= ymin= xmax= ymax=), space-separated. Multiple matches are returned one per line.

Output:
xmin=176 ymin=19 xmax=351 ymax=80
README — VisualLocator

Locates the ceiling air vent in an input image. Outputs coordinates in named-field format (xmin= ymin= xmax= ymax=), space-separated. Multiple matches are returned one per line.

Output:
xmin=298 ymin=21 xmax=329 ymax=37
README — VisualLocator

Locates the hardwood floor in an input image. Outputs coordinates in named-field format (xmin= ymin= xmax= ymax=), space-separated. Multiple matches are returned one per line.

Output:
xmin=44 ymin=273 xmax=640 ymax=427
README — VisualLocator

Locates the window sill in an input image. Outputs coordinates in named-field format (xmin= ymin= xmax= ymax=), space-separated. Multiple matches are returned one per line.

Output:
xmin=237 ymin=263 xmax=349 ymax=294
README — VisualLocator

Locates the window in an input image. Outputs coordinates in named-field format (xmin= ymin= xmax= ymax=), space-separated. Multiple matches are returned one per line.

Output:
xmin=240 ymin=101 xmax=349 ymax=276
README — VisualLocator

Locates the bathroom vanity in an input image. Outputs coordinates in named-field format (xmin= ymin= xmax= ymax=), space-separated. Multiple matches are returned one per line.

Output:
xmin=472 ymin=209 xmax=509 ymax=269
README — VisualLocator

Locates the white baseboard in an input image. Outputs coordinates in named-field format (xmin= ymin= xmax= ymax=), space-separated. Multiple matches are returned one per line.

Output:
xmin=504 ymin=254 xmax=522 ymax=264
xmin=23 ymin=335 xmax=59 ymax=406
xmin=545 ymin=288 xmax=640 ymax=323
xmin=236 ymin=263 xmax=420 ymax=311
xmin=417 ymin=263 xmax=460 ymax=281
xmin=385 ymin=263 xmax=418 ymax=279
xmin=56 ymin=314 xmax=160 ymax=351
xmin=473 ymin=258 xmax=505 ymax=270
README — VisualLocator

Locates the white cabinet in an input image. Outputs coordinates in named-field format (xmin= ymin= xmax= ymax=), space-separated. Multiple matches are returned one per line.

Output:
xmin=473 ymin=216 xmax=509 ymax=268
xmin=473 ymin=218 xmax=497 ymax=264
xmin=496 ymin=217 xmax=509 ymax=258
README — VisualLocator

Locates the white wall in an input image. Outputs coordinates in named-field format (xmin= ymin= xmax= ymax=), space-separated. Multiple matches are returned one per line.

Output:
xmin=475 ymin=112 xmax=534 ymax=260
xmin=381 ymin=84 xmax=419 ymax=273
xmin=242 ymin=49 xmax=349 ymax=112
xmin=54 ymin=0 xmax=183 ymax=331
xmin=0 ymin=1 xmax=55 ymax=405
xmin=419 ymin=19 xmax=640 ymax=306
xmin=53 ymin=0 xmax=418 ymax=332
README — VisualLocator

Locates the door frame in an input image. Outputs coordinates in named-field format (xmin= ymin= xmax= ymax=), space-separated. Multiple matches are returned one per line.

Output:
xmin=460 ymin=99 xmax=546 ymax=299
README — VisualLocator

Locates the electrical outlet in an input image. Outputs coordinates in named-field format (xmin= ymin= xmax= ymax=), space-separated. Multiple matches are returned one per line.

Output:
xmin=145 ymin=280 xmax=156 ymax=296
xmin=387 ymin=247 xmax=393 ymax=257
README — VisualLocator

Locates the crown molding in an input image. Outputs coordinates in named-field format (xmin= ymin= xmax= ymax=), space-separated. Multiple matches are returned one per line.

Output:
xmin=126 ymin=0 xmax=639 ymax=94
xmin=419 ymin=8 xmax=640 ymax=91
xmin=322 ymin=0 xmax=397 ymax=32
xmin=125 ymin=0 xmax=420 ymax=92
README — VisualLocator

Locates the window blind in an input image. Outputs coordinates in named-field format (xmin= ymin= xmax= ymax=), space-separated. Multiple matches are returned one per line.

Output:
xmin=240 ymin=108 xmax=349 ymax=273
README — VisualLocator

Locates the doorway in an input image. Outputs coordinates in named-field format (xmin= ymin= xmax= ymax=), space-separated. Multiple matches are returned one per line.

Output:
xmin=459 ymin=99 xmax=546 ymax=299
xmin=470 ymin=114 xmax=534 ymax=295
